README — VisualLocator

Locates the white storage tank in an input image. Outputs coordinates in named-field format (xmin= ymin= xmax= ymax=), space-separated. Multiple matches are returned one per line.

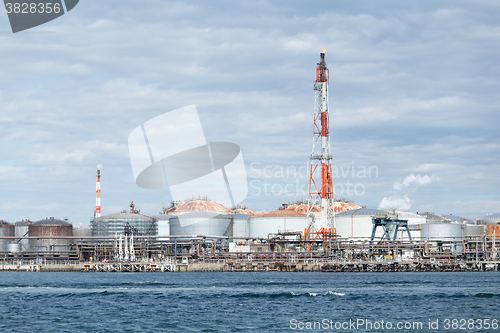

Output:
xmin=160 ymin=199 xmax=233 ymax=237
xmin=169 ymin=212 xmax=232 ymax=236
xmin=393 ymin=211 xmax=426 ymax=241
xmin=6 ymin=243 xmax=21 ymax=253
xmin=421 ymin=222 xmax=465 ymax=252
xmin=14 ymin=220 xmax=31 ymax=251
xmin=476 ymin=213 xmax=500 ymax=225
xmin=0 ymin=221 xmax=15 ymax=251
xmin=334 ymin=208 xmax=387 ymax=240
xmin=249 ymin=210 xmax=308 ymax=239
xmin=154 ymin=215 xmax=170 ymax=239
xmin=232 ymin=214 xmax=250 ymax=240
xmin=465 ymin=224 xmax=485 ymax=237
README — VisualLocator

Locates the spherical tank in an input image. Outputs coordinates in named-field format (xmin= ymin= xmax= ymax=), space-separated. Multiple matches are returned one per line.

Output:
xmin=169 ymin=212 xmax=232 ymax=237
xmin=249 ymin=211 xmax=308 ymax=238
xmin=29 ymin=218 xmax=73 ymax=251
xmin=0 ymin=221 xmax=15 ymax=251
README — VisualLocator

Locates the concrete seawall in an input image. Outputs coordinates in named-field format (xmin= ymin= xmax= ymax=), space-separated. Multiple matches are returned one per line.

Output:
xmin=2 ymin=260 xmax=499 ymax=272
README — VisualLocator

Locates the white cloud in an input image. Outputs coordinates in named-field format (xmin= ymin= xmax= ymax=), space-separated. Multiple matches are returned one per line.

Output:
xmin=415 ymin=164 xmax=452 ymax=172
xmin=379 ymin=174 xmax=441 ymax=212
xmin=378 ymin=195 xmax=411 ymax=211
xmin=393 ymin=174 xmax=441 ymax=192
xmin=0 ymin=0 xmax=499 ymax=223
xmin=0 ymin=166 xmax=26 ymax=180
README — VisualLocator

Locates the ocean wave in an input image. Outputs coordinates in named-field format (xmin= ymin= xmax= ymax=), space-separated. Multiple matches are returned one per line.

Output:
xmin=228 ymin=290 xmax=346 ymax=299
xmin=475 ymin=293 xmax=500 ymax=298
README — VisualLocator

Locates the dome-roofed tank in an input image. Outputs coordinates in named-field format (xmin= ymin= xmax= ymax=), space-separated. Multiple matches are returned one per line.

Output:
xmin=232 ymin=208 xmax=256 ymax=216
xmin=0 ymin=221 xmax=14 ymax=251
xmin=29 ymin=218 xmax=73 ymax=251
xmin=283 ymin=200 xmax=361 ymax=214
xmin=164 ymin=198 xmax=231 ymax=215
xmin=476 ymin=213 xmax=500 ymax=225
xmin=158 ymin=198 xmax=232 ymax=237
xmin=417 ymin=212 xmax=449 ymax=223
xmin=443 ymin=214 xmax=472 ymax=223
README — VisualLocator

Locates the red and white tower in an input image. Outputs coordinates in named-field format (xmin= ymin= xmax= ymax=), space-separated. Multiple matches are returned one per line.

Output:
xmin=95 ymin=166 xmax=101 ymax=218
xmin=308 ymin=48 xmax=334 ymax=232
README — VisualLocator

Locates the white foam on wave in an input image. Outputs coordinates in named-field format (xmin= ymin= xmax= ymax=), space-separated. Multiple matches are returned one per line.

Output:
xmin=326 ymin=291 xmax=345 ymax=296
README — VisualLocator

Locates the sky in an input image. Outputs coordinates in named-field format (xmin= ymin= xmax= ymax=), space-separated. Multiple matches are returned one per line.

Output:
xmin=0 ymin=0 xmax=499 ymax=226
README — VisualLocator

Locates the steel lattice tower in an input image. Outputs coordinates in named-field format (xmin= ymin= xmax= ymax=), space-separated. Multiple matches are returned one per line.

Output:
xmin=308 ymin=49 xmax=334 ymax=232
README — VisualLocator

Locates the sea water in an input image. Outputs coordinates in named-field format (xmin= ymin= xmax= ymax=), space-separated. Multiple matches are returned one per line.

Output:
xmin=0 ymin=272 xmax=498 ymax=332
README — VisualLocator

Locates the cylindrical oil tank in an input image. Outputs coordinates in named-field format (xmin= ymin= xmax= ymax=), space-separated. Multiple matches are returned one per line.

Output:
xmin=488 ymin=225 xmax=500 ymax=239
xmin=153 ymin=215 xmax=170 ymax=240
xmin=394 ymin=211 xmax=425 ymax=241
xmin=0 ymin=221 xmax=15 ymax=251
xmin=91 ymin=213 xmax=157 ymax=238
xmin=29 ymin=218 xmax=73 ymax=252
xmin=466 ymin=225 xmax=486 ymax=237
xmin=169 ymin=212 xmax=232 ymax=236
xmin=476 ymin=213 xmax=500 ymax=224
xmin=334 ymin=208 xmax=387 ymax=240
xmin=6 ymin=243 xmax=21 ymax=253
xmin=14 ymin=220 xmax=31 ymax=251
xmin=249 ymin=211 xmax=308 ymax=238
xmin=232 ymin=214 xmax=250 ymax=240
xmin=421 ymin=222 xmax=464 ymax=253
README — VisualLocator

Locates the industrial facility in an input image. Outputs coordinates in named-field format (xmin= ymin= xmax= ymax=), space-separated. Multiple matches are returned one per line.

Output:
xmin=0 ymin=51 xmax=499 ymax=272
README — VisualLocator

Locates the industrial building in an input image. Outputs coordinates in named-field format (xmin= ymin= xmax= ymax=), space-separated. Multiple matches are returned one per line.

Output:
xmin=0 ymin=52 xmax=499 ymax=270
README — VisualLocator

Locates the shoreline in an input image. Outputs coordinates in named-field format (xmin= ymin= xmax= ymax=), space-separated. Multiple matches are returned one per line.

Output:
xmin=1 ymin=260 xmax=499 ymax=273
